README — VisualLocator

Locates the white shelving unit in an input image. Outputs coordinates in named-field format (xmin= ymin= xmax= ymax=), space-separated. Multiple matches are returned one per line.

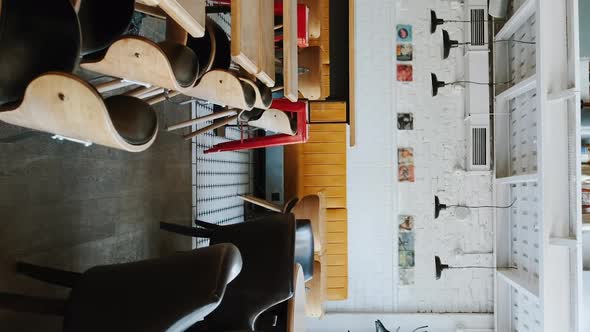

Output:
xmin=493 ymin=0 xmax=582 ymax=331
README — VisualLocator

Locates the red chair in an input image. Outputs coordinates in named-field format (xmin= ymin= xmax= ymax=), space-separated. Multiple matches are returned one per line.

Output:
xmin=204 ymin=99 xmax=309 ymax=154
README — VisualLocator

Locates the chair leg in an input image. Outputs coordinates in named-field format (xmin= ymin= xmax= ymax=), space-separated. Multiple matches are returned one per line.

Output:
xmin=160 ymin=222 xmax=214 ymax=238
xmin=193 ymin=219 xmax=221 ymax=230
xmin=16 ymin=262 xmax=82 ymax=289
xmin=0 ymin=292 xmax=66 ymax=316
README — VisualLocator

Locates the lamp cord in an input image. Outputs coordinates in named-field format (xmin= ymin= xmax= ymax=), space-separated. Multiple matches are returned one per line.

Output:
xmin=448 ymin=266 xmax=518 ymax=269
xmin=448 ymin=79 xmax=514 ymax=86
xmin=444 ymin=19 xmax=505 ymax=23
xmin=446 ymin=199 xmax=517 ymax=209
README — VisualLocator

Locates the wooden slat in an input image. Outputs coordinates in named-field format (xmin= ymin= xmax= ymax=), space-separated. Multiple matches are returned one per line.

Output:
xmin=327 ymin=288 xmax=347 ymax=301
xmin=326 ymin=243 xmax=347 ymax=255
xmin=303 ymin=164 xmax=346 ymax=176
xmin=326 ymin=254 xmax=347 ymax=266
xmin=327 ymin=276 xmax=348 ymax=288
xmin=308 ymin=131 xmax=346 ymax=143
xmin=326 ymin=221 xmax=347 ymax=233
xmin=326 ymin=265 xmax=347 ymax=277
xmin=326 ymin=197 xmax=346 ymax=208
xmin=327 ymin=209 xmax=347 ymax=221
xmin=310 ymin=101 xmax=347 ymax=122
xmin=303 ymin=153 xmax=346 ymax=165
xmin=303 ymin=143 xmax=346 ymax=154
xmin=310 ymin=123 xmax=346 ymax=132
xmin=303 ymin=186 xmax=346 ymax=198
xmin=304 ymin=175 xmax=346 ymax=187
xmin=327 ymin=232 xmax=346 ymax=243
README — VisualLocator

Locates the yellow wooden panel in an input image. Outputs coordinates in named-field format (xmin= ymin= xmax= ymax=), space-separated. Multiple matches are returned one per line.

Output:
xmin=304 ymin=164 xmax=346 ymax=176
xmin=326 ymin=254 xmax=347 ymax=266
xmin=326 ymin=265 xmax=347 ymax=277
xmin=326 ymin=243 xmax=347 ymax=255
xmin=327 ymin=209 xmax=347 ymax=221
xmin=327 ymin=276 xmax=348 ymax=288
xmin=327 ymin=232 xmax=346 ymax=244
xmin=283 ymin=143 xmax=304 ymax=200
xmin=310 ymin=123 xmax=346 ymax=132
xmin=326 ymin=221 xmax=347 ymax=233
xmin=303 ymin=186 xmax=346 ymax=198
xmin=303 ymin=153 xmax=346 ymax=165
xmin=326 ymin=196 xmax=347 ymax=208
xmin=303 ymin=143 xmax=346 ymax=154
xmin=310 ymin=101 xmax=347 ymax=123
xmin=327 ymin=288 xmax=348 ymax=301
xmin=308 ymin=131 xmax=346 ymax=143
xmin=304 ymin=175 xmax=346 ymax=187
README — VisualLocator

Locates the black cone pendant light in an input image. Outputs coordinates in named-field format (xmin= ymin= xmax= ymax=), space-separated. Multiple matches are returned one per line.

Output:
xmin=434 ymin=195 xmax=448 ymax=219
xmin=442 ymin=30 xmax=460 ymax=59
xmin=430 ymin=10 xmax=445 ymax=34
xmin=435 ymin=256 xmax=514 ymax=280
xmin=431 ymin=74 xmax=447 ymax=97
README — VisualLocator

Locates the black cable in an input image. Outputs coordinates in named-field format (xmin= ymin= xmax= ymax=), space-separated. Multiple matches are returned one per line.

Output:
xmin=447 ymin=199 xmax=517 ymax=209
xmin=448 ymin=79 xmax=514 ymax=86
xmin=457 ymin=40 xmax=536 ymax=46
xmin=448 ymin=266 xmax=517 ymax=269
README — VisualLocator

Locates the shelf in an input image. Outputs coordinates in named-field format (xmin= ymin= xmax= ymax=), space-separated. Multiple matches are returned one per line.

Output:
xmin=495 ymin=0 xmax=536 ymax=40
xmin=494 ymin=173 xmax=538 ymax=185
xmin=495 ymin=75 xmax=537 ymax=101
xmin=497 ymin=269 xmax=539 ymax=300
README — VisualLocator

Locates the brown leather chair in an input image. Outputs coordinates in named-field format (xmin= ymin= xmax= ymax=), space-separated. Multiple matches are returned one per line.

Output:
xmin=0 ymin=244 xmax=243 ymax=332
xmin=161 ymin=213 xmax=297 ymax=331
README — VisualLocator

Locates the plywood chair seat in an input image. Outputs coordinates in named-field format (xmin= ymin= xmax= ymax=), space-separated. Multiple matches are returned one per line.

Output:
xmin=0 ymin=72 xmax=158 ymax=152
xmin=82 ymin=35 xmax=200 ymax=90
xmin=81 ymin=36 xmax=255 ymax=110
xmin=239 ymin=78 xmax=272 ymax=110
xmin=247 ymin=109 xmax=296 ymax=135
xmin=186 ymin=17 xmax=231 ymax=78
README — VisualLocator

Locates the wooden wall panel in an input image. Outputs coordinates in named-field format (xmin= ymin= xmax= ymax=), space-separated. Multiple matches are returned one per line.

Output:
xmin=284 ymin=122 xmax=348 ymax=300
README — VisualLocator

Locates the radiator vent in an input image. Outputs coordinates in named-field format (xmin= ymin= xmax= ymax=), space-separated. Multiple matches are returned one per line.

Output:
xmin=470 ymin=9 xmax=485 ymax=46
xmin=472 ymin=127 xmax=487 ymax=166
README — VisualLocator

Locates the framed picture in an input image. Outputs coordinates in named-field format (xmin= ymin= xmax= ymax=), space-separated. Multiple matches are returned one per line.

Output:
xmin=397 ymin=113 xmax=414 ymax=130
xmin=398 ymin=215 xmax=415 ymax=286
xmin=398 ymin=148 xmax=415 ymax=182
xmin=397 ymin=64 xmax=413 ymax=82
xmin=396 ymin=24 xmax=413 ymax=42
xmin=396 ymin=44 xmax=413 ymax=61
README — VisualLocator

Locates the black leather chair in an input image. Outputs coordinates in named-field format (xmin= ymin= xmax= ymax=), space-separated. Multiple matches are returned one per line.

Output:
xmin=76 ymin=0 xmax=135 ymax=55
xmin=0 ymin=0 xmax=80 ymax=106
xmin=0 ymin=244 xmax=243 ymax=332
xmin=161 ymin=213 xmax=297 ymax=331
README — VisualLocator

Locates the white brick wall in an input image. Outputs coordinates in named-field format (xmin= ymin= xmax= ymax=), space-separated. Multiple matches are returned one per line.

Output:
xmin=324 ymin=0 xmax=494 ymax=314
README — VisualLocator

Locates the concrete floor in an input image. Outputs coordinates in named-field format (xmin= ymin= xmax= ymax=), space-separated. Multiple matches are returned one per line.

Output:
xmin=0 ymin=99 xmax=193 ymax=330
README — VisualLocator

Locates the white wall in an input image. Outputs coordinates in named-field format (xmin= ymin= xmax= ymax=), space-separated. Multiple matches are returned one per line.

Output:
xmin=324 ymin=0 xmax=494 ymax=315
xmin=308 ymin=313 xmax=494 ymax=332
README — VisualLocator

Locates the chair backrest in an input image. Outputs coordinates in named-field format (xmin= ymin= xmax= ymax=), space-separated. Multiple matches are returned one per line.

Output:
xmin=0 ymin=0 xmax=80 ymax=106
xmin=295 ymin=219 xmax=314 ymax=281
xmin=62 ymin=244 xmax=242 ymax=332
xmin=77 ymin=0 xmax=135 ymax=55
xmin=204 ymin=213 xmax=297 ymax=331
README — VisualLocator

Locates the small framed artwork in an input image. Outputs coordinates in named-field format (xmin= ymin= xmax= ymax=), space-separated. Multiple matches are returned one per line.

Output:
xmin=398 ymin=215 xmax=415 ymax=286
xmin=397 ymin=64 xmax=413 ymax=82
xmin=396 ymin=44 xmax=413 ymax=61
xmin=398 ymin=148 xmax=415 ymax=182
xmin=396 ymin=24 xmax=413 ymax=42
xmin=397 ymin=113 xmax=414 ymax=130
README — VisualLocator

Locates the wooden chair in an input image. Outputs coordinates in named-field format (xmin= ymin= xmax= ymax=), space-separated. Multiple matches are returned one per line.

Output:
xmin=0 ymin=244 xmax=243 ymax=332
xmin=0 ymin=73 xmax=159 ymax=152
